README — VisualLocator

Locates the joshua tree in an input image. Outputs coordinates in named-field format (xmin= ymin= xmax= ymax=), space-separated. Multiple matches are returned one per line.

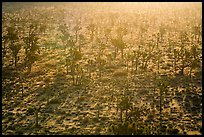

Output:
xmin=118 ymin=39 xmax=127 ymax=60
xmin=155 ymin=50 xmax=163 ymax=74
xmin=180 ymin=30 xmax=189 ymax=45
xmin=95 ymin=102 xmax=103 ymax=119
xmin=86 ymin=59 xmax=94 ymax=79
xmin=117 ymin=94 xmax=133 ymax=123
xmin=178 ymin=47 xmax=186 ymax=75
xmin=73 ymin=21 xmax=82 ymax=43
xmin=23 ymin=21 xmax=42 ymax=74
xmin=17 ymin=76 xmax=25 ymax=100
xmin=111 ymin=38 xmax=126 ymax=60
xmin=172 ymin=48 xmax=179 ymax=74
xmin=110 ymin=38 xmax=119 ymax=59
xmin=159 ymin=23 xmax=167 ymax=42
xmin=155 ymin=76 xmax=169 ymax=135
xmin=116 ymin=26 xmax=128 ymax=40
xmin=95 ymin=56 xmax=106 ymax=78
xmin=155 ymin=33 xmax=160 ymax=49
xmin=87 ymin=22 xmax=96 ymax=52
xmin=191 ymin=24 xmax=202 ymax=43
xmin=2 ymin=34 xmax=8 ymax=67
xmin=96 ymin=37 xmax=106 ymax=58
xmin=188 ymin=45 xmax=201 ymax=78
xmin=78 ymin=34 xmax=87 ymax=52
xmin=66 ymin=48 xmax=82 ymax=85
xmin=58 ymin=23 xmax=74 ymax=52
xmin=65 ymin=56 xmax=70 ymax=75
xmin=176 ymin=45 xmax=199 ymax=76
xmin=34 ymin=105 xmax=42 ymax=127
xmin=131 ymin=50 xmax=141 ymax=75
xmin=75 ymin=64 xmax=84 ymax=86
xmin=104 ymin=27 xmax=112 ymax=44
xmin=87 ymin=23 xmax=96 ymax=42
xmin=140 ymin=50 xmax=152 ymax=72
xmin=125 ymin=53 xmax=132 ymax=74
xmin=5 ymin=25 xmax=22 ymax=69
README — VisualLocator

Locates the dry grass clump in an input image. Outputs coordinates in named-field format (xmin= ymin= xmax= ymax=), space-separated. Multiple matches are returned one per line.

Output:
xmin=112 ymin=70 xmax=128 ymax=78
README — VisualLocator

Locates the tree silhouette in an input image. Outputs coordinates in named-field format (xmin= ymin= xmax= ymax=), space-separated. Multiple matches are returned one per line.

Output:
xmin=73 ymin=21 xmax=82 ymax=43
xmin=5 ymin=25 xmax=21 ymax=68
xmin=111 ymin=38 xmax=126 ymax=59
xmin=23 ymin=21 xmax=41 ymax=74
xmin=66 ymin=48 xmax=82 ymax=85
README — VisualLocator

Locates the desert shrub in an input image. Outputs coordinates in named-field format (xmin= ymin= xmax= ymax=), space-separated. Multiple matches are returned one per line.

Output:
xmin=108 ymin=105 xmax=162 ymax=135
xmin=49 ymin=98 xmax=60 ymax=104
xmin=27 ymin=106 xmax=35 ymax=115
xmin=82 ymin=117 xmax=89 ymax=125
xmin=98 ymin=77 xmax=111 ymax=83
xmin=77 ymin=96 xmax=85 ymax=102
xmin=112 ymin=70 xmax=128 ymax=78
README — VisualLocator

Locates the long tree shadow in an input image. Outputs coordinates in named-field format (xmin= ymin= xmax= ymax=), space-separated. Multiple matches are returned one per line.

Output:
xmin=38 ymin=72 xmax=71 ymax=113
xmin=169 ymin=74 xmax=202 ymax=88
xmin=10 ymin=72 xmax=73 ymax=134
xmin=166 ymin=74 xmax=202 ymax=114
xmin=170 ymin=76 xmax=202 ymax=116
xmin=180 ymin=88 xmax=201 ymax=115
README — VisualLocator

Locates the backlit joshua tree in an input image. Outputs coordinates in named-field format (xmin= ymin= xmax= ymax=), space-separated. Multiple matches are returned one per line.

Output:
xmin=5 ymin=25 xmax=22 ymax=68
xmin=23 ymin=20 xmax=42 ymax=74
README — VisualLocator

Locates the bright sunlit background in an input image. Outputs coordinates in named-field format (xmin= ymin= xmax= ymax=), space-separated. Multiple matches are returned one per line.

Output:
xmin=2 ymin=2 xmax=202 ymax=136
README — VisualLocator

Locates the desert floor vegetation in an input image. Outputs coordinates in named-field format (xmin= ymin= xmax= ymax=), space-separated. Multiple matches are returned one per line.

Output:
xmin=2 ymin=2 xmax=202 ymax=135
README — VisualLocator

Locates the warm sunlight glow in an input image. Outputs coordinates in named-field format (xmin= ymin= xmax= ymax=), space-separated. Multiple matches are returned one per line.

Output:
xmin=2 ymin=2 xmax=202 ymax=135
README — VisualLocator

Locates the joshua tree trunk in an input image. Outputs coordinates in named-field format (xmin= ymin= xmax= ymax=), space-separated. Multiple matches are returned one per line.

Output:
xmin=159 ymin=89 xmax=163 ymax=135
xmin=97 ymin=109 xmax=100 ymax=119
xmin=76 ymin=74 xmax=79 ymax=85
xmin=66 ymin=58 xmax=69 ymax=75
xmin=66 ymin=64 xmax=69 ymax=75
xmin=22 ymin=89 xmax=23 ymax=100
xmin=144 ymin=60 xmax=148 ymax=72
xmin=125 ymin=109 xmax=128 ymax=121
xmin=27 ymin=63 xmax=32 ymax=74
xmin=131 ymin=31 xmax=133 ymax=41
xmin=121 ymin=49 xmax=124 ymax=59
xmin=75 ymin=30 xmax=78 ymax=43
xmin=197 ymin=34 xmax=200 ymax=43
xmin=189 ymin=67 xmax=192 ymax=78
xmin=77 ymin=90 xmax=80 ymax=100
xmin=99 ymin=68 xmax=102 ymax=78
xmin=135 ymin=59 xmax=138 ymax=74
xmin=133 ymin=123 xmax=136 ymax=135
xmin=126 ymin=60 xmax=129 ymax=73
xmin=174 ymin=59 xmax=177 ymax=73
xmin=120 ymin=109 xmax=123 ymax=123
xmin=35 ymin=109 xmax=39 ymax=127
xmin=156 ymin=36 xmax=159 ymax=49
xmin=47 ymin=93 xmax=49 ymax=104
xmin=180 ymin=55 xmax=185 ymax=75
xmin=71 ymin=64 xmax=75 ymax=85
xmin=114 ymin=47 xmax=118 ymax=59
xmin=64 ymin=43 xmax=67 ymax=52
xmin=180 ymin=67 xmax=184 ymax=75
xmin=116 ymin=98 xmax=119 ymax=113
xmin=72 ymin=75 xmax=75 ymax=85
xmin=89 ymin=69 xmax=91 ymax=79
xmin=14 ymin=55 xmax=18 ymax=68
xmin=131 ymin=60 xmax=134 ymax=74
xmin=157 ymin=61 xmax=160 ymax=74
